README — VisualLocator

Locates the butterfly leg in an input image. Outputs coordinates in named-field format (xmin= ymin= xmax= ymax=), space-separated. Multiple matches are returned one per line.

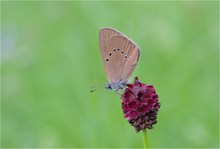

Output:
xmin=114 ymin=89 xmax=124 ymax=96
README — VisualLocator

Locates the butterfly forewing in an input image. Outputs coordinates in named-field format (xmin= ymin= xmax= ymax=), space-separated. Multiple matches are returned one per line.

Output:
xmin=99 ymin=28 xmax=122 ymax=60
xmin=99 ymin=28 xmax=123 ymax=82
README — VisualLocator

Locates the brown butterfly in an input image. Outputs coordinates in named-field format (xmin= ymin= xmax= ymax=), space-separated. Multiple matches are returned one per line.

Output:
xmin=99 ymin=27 xmax=140 ymax=92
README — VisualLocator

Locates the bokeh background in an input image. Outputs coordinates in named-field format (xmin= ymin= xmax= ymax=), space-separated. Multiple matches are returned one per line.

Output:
xmin=1 ymin=1 xmax=219 ymax=148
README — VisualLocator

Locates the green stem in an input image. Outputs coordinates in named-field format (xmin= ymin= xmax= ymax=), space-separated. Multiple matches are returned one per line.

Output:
xmin=142 ymin=129 xmax=148 ymax=149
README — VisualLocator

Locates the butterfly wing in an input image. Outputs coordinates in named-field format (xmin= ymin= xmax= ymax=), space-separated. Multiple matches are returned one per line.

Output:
xmin=100 ymin=33 xmax=140 ymax=83
xmin=99 ymin=28 xmax=123 ymax=82
xmin=99 ymin=27 xmax=123 ymax=50
xmin=105 ymin=35 xmax=139 ymax=83
xmin=99 ymin=28 xmax=122 ymax=64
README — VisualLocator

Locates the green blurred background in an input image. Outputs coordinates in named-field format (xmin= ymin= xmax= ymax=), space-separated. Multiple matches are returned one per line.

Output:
xmin=1 ymin=1 xmax=219 ymax=148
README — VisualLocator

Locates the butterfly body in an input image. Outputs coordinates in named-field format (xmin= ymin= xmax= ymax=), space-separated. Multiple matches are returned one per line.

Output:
xmin=99 ymin=27 xmax=140 ymax=92
xmin=105 ymin=80 xmax=127 ymax=91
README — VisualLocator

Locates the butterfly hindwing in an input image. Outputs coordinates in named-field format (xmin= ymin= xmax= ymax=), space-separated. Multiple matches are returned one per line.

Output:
xmin=104 ymin=35 xmax=139 ymax=83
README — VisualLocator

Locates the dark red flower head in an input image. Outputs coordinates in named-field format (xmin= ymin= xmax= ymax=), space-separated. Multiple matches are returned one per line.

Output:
xmin=121 ymin=77 xmax=160 ymax=132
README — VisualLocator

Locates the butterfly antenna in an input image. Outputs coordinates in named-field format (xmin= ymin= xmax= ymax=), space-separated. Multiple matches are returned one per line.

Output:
xmin=90 ymin=88 xmax=97 ymax=93
xmin=89 ymin=83 xmax=106 ymax=93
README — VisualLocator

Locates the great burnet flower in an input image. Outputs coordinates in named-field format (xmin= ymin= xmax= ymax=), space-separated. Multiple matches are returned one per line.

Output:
xmin=121 ymin=77 xmax=160 ymax=132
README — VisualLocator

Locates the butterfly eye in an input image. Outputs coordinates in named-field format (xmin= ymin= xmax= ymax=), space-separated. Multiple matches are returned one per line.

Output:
xmin=114 ymin=49 xmax=116 ymax=52
xmin=106 ymin=58 xmax=109 ymax=61
xmin=121 ymin=51 xmax=124 ymax=54
xmin=125 ymin=55 xmax=128 ymax=59
xmin=109 ymin=53 xmax=112 ymax=56
xmin=129 ymin=57 xmax=132 ymax=60
xmin=118 ymin=48 xmax=120 ymax=51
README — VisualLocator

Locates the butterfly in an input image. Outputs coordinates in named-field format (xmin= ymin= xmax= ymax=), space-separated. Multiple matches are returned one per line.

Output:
xmin=91 ymin=27 xmax=140 ymax=93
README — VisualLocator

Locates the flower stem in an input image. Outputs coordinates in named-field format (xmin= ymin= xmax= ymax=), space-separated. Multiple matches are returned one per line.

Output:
xmin=142 ymin=129 xmax=148 ymax=149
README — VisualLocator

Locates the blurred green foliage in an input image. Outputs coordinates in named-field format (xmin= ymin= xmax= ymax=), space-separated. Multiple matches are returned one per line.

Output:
xmin=1 ymin=1 xmax=219 ymax=148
